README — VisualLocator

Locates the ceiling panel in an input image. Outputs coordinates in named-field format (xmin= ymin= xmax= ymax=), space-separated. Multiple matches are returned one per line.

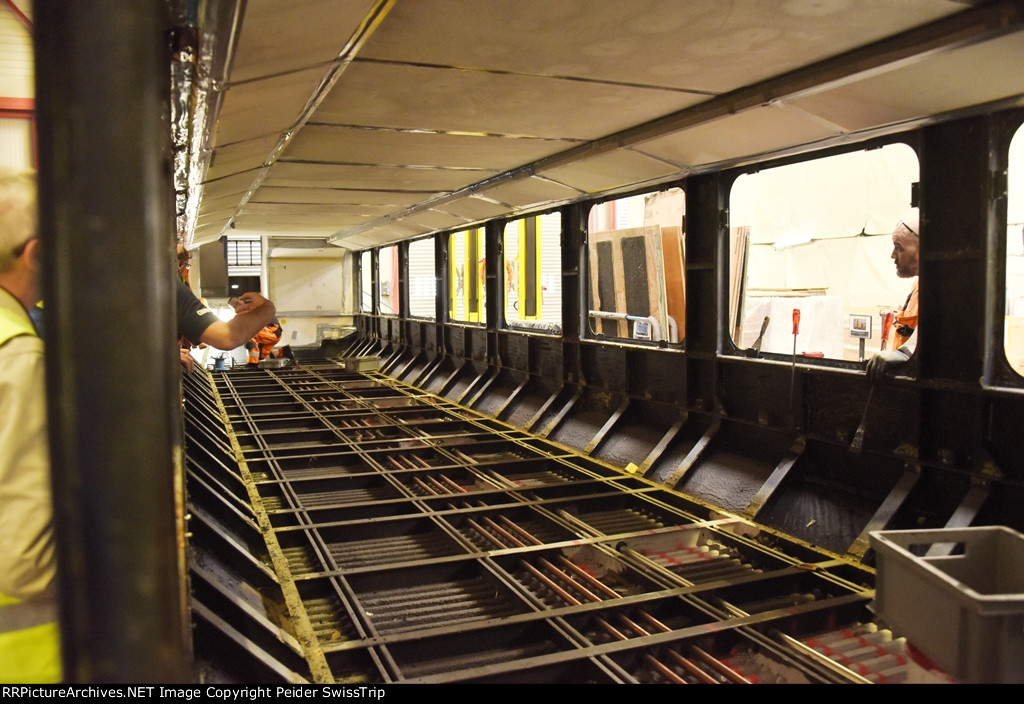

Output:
xmin=206 ymin=135 xmax=279 ymax=181
xmin=433 ymin=196 xmax=520 ymax=222
xmin=632 ymin=104 xmax=841 ymax=169
xmin=193 ymin=221 xmax=232 ymax=246
xmin=357 ymin=0 xmax=963 ymax=93
xmin=537 ymin=148 xmax=683 ymax=194
xmin=198 ymin=172 xmax=260 ymax=201
xmin=787 ymin=29 xmax=1024 ymax=132
xmin=228 ymin=0 xmax=379 ymax=82
xmin=212 ymin=67 xmax=328 ymax=146
xmin=472 ymin=176 xmax=585 ymax=209
xmin=311 ymin=61 xmax=706 ymax=140
xmin=398 ymin=209 xmax=474 ymax=232
xmin=231 ymin=213 xmax=364 ymax=234
xmin=240 ymin=203 xmax=367 ymax=217
xmin=264 ymin=162 xmax=496 ymax=192
xmin=249 ymin=187 xmax=431 ymax=207
xmin=286 ymin=125 xmax=577 ymax=170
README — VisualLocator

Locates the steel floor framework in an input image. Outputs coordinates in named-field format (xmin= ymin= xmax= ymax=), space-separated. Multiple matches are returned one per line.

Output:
xmin=182 ymin=359 xmax=915 ymax=684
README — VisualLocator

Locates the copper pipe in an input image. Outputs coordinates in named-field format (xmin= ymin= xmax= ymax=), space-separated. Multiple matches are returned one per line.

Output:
xmin=643 ymin=654 xmax=688 ymax=684
xmin=481 ymin=516 xmax=526 ymax=547
xmin=413 ymin=476 xmax=439 ymax=495
xmin=637 ymin=610 xmax=672 ymax=633
xmin=519 ymin=561 xmax=581 ymax=606
xmin=497 ymin=515 xmax=543 ymax=545
xmin=615 ymin=613 xmax=650 ymax=638
xmin=424 ymin=475 xmax=452 ymax=494
xmin=554 ymin=555 xmax=620 ymax=599
xmin=466 ymin=518 xmax=506 ymax=549
xmin=594 ymin=616 xmax=628 ymax=641
xmin=410 ymin=454 xmax=432 ymax=468
xmin=665 ymin=650 xmax=718 ymax=684
xmin=537 ymin=558 xmax=603 ymax=603
xmin=437 ymin=474 xmax=467 ymax=493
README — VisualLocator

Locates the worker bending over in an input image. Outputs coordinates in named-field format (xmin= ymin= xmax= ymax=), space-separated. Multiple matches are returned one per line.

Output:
xmin=245 ymin=319 xmax=292 ymax=367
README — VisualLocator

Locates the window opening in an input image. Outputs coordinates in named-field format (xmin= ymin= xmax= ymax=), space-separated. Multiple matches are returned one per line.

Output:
xmin=729 ymin=144 xmax=919 ymax=362
xmin=408 ymin=237 xmax=436 ymax=319
xmin=360 ymin=250 xmax=372 ymax=313
xmin=586 ymin=188 xmax=685 ymax=344
xmin=378 ymin=245 xmax=398 ymax=316
xmin=503 ymin=212 xmax=562 ymax=334
xmin=449 ymin=228 xmax=486 ymax=324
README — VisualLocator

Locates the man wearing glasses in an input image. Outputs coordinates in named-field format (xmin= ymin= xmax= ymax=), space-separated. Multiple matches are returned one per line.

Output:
xmin=867 ymin=216 xmax=919 ymax=381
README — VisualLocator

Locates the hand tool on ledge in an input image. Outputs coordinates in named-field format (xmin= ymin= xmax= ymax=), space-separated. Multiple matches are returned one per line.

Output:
xmin=745 ymin=315 xmax=770 ymax=357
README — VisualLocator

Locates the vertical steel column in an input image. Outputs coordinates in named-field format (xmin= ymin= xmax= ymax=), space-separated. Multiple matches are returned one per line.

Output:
xmin=916 ymin=116 xmax=990 ymax=469
xmin=561 ymin=205 xmax=583 ymax=385
xmin=34 ymin=1 xmax=192 ymax=682
xmin=485 ymin=220 xmax=501 ymax=364
xmin=434 ymin=232 xmax=451 ymax=354
xmin=397 ymin=240 xmax=410 ymax=321
xmin=688 ymin=173 xmax=725 ymax=412
xmin=371 ymin=248 xmax=380 ymax=317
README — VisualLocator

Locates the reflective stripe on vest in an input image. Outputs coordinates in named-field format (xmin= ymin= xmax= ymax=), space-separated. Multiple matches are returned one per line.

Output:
xmin=0 ymin=591 xmax=58 ymax=633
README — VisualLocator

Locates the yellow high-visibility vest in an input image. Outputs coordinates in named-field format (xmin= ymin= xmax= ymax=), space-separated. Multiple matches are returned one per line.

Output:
xmin=0 ymin=305 xmax=62 ymax=684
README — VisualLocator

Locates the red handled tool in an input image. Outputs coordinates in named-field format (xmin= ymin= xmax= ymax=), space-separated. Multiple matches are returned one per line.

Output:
xmin=792 ymin=309 xmax=800 ymax=354
xmin=790 ymin=308 xmax=801 ymax=431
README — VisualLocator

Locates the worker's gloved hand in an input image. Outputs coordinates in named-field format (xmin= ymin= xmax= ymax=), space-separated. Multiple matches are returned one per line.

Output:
xmin=866 ymin=349 xmax=910 ymax=381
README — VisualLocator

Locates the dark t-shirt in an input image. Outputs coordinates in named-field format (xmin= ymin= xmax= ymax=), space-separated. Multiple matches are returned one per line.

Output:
xmin=177 ymin=279 xmax=218 ymax=346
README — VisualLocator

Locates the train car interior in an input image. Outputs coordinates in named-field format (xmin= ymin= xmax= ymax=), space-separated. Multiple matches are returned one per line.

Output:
xmin=8 ymin=0 xmax=1024 ymax=685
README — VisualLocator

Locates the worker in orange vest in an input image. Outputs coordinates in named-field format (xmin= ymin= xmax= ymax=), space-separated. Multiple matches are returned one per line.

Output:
xmin=245 ymin=319 xmax=291 ymax=367
xmin=867 ymin=216 xmax=919 ymax=381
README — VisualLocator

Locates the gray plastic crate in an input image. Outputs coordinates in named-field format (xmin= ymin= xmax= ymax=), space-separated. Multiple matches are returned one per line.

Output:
xmin=869 ymin=526 xmax=1024 ymax=683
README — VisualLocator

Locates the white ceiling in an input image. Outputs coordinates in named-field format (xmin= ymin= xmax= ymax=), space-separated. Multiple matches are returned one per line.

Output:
xmin=182 ymin=0 xmax=1024 ymax=252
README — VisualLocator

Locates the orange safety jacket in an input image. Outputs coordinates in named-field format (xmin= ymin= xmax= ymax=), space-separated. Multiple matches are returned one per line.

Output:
xmin=888 ymin=279 xmax=919 ymax=351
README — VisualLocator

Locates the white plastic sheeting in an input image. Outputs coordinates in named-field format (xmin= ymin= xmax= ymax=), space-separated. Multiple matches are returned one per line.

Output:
xmin=740 ymin=295 xmax=845 ymax=359
xmin=730 ymin=143 xmax=919 ymax=359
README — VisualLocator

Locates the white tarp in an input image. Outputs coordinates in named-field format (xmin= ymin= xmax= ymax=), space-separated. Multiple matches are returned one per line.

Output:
xmin=730 ymin=142 xmax=921 ymax=359
xmin=740 ymin=295 xmax=845 ymax=359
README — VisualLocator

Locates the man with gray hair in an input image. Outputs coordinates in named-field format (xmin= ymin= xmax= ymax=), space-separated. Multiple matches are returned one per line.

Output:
xmin=866 ymin=215 xmax=919 ymax=381
xmin=0 ymin=168 xmax=62 ymax=683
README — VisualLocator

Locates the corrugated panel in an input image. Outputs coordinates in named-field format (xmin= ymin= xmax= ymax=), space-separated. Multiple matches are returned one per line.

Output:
xmin=0 ymin=116 xmax=32 ymax=167
xmin=0 ymin=7 xmax=32 ymax=99
xmin=407 ymin=236 xmax=436 ymax=319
